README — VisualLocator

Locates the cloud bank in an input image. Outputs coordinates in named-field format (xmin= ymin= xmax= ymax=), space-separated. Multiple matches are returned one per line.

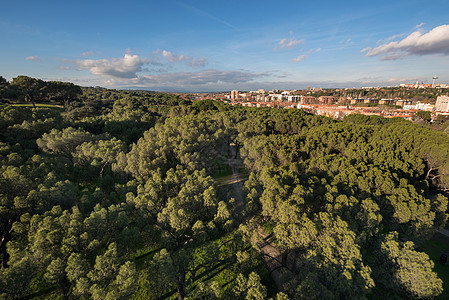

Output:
xmin=75 ymin=53 xmax=148 ymax=78
xmin=68 ymin=51 xmax=268 ymax=90
xmin=161 ymin=50 xmax=206 ymax=68
xmin=71 ymin=51 xmax=208 ymax=79
xmin=363 ymin=24 xmax=449 ymax=60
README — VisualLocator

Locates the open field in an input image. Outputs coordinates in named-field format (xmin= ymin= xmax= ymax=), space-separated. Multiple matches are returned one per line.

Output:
xmin=11 ymin=103 xmax=64 ymax=109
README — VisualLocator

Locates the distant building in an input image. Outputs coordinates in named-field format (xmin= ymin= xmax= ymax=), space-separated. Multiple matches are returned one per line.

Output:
xmin=302 ymin=96 xmax=317 ymax=104
xmin=240 ymin=93 xmax=252 ymax=102
xmin=350 ymin=99 xmax=365 ymax=105
xmin=364 ymin=98 xmax=379 ymax=104
xmin=400 ymin=82 xmax=449 ymax=89
xmin=436 ymin=95 xmax=449 ymax=112
xmin=230 ymin=90 xmax=239 ymax=100
xmin=255 ymin=94 xmax=266 ymax=102
xmin=395 ymin=100 xmax=412 ymax=108
xmin=319 ymin=96 xmax=336 ymax=104
xmin=403 ymin=101 xmax=435 ymax=111
xmin=379 ymin=99 xmax=395 ymax=105
xmin=287 ymin=95 xmax=302 ymax=103
xmin=268 ymin=94 xmax=285 ymax=102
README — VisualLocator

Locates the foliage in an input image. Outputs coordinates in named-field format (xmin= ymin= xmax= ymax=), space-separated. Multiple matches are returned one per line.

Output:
xmin=0 ymin=79 xmax=448 ymax=299
xmin=371 ymin=232 xmax=443 ymax=299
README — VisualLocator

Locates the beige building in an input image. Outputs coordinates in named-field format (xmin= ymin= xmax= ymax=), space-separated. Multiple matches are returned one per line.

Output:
xmin=319 ymin=96 xmax=336 ymax=104
xmin=302 ymin=96 xmax=317 ymax=104
xmin=230 ymin=90 xmax=239 ymax=100
xmin=435 ymin=95 xmax=449 ymax=112
xmin=379 ymin=99 xmax=395 ymax=105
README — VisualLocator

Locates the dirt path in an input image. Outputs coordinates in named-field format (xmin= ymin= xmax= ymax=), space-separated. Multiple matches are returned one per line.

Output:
xmin=257 ymin=227 xmax=285 ymax=292
xmin=216 ymin=146 xmax=247 ymax=214
xmin=218 ymin=145 xmax=284 ymax=292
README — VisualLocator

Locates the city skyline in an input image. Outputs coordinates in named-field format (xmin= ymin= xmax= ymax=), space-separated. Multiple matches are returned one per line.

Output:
xmin=2 ymin=0 xmax=449 ymax=92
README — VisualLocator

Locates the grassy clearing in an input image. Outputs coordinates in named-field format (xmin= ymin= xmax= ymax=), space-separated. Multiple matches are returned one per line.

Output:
xmin=260 ymin=220 xmax=276 ymax=236
xmin=214 ymin=162 xmax=233 ymax=179
xmin=11 ymin=103 xmax=64 ymax=110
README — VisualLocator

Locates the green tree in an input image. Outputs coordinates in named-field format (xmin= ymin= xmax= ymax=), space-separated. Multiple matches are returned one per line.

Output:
xmin=233 ymin=272 xmax=267 ymax=300
xmin=416 ymin=110 xmax=431 ymax=123
xmin=10 ymin=76 xmax=45 ymax=107
xmin=371 ymin=232 xmax=443 ymax=299
xmin=0 ymin=76 xmax=9 ymax=99
xmin=127 ymin=167 xmax=231 ymax=299
xmin=37 ymin=127 xmax=96 ymax=160
xmin=45 ymin=81 xmax=82 ymax=105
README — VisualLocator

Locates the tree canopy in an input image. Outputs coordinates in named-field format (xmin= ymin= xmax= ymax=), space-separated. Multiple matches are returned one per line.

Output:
xmin=0 ymin=79 xmax=448 ymax=299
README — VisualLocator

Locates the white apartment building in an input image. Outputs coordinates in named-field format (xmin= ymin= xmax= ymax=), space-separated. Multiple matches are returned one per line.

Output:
xmin=435 ymin=95 xmax=449 ymax=112
xmin=287 ymin=95 xmax=302 ymax=103
xmin=403 ymin=101 xmax=435 ymax=111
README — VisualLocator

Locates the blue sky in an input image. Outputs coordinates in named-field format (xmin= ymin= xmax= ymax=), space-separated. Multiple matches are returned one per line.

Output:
xmin=1 ymin=0 xmax=449 ymax=92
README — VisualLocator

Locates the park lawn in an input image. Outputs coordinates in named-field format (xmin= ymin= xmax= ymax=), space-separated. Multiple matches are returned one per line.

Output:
xmin=12 ymin=103 xmax=64 ymax=110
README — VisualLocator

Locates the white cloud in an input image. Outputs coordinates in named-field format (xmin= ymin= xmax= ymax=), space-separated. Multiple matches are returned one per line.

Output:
xmin=415 ymin=22 xmax=425 ymax=29
xmin=387 ymin=77 xmax=419 ymax=83
xmin=340 ymin=38 xmax=352 ymax=45
xmin=161 ymin=50 xmax=177 ymax=61
xmin=363 ymin=24 xmax=449 ymax=60
xmin=360 ymin=47 xmax=370 ymax=53
xmin=81 ymin=51 xmax=93 ymax=57
xmin=290 ymin=55 xmax=307 ymax=62
xmin=64 ymin=52 xmax=266 ymax=89
xmin=25 ymin=56 xmax=40 ymax=61
xmin=289 ymin=48 xmax=320 ymax=62
xmin=274 ymin=38 xmax=304 ymax=51
xmin=75 ymin=53 xmax=148 ymax=78
xmin=379 ymin=53 xmax=405 ymax=61
xmin=63 ymin=50 xmax=207 ymax=81
xmin=381 ymin=34 xmax=405 ymax=43
xmin=161 ymin=50 xmax=206 ymax=68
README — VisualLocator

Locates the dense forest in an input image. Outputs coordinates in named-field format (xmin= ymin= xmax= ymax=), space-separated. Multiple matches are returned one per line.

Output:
xmin=1 ymin=76 xmax=449 ymax=299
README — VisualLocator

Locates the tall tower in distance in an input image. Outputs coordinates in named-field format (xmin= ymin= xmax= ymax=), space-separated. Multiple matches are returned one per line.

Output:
xmin=230 ymin=90 xmax=239 ymax=101
xmin=432 ymin=75 xmax=438 ymax=88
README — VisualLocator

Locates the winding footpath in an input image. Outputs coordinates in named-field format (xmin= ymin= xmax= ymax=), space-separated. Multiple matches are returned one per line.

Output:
xmin=218 ymin=146 xmax=285 ymax=293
